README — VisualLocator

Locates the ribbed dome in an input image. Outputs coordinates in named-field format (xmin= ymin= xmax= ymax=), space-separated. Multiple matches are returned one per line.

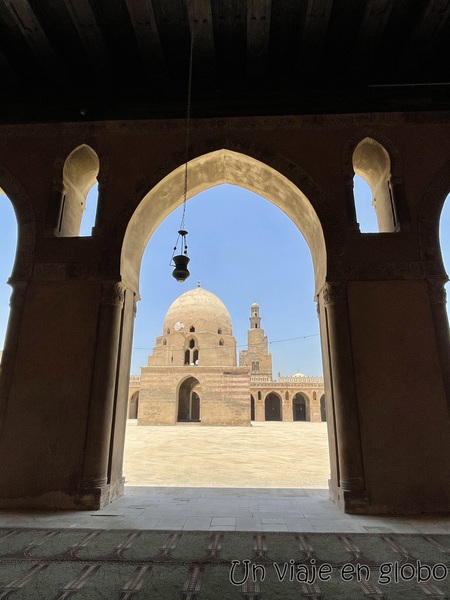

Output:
xmin=163 ymin=287 xmax=233 ymax=335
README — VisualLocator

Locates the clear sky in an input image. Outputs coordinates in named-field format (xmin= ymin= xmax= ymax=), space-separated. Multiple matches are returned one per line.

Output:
xmin=0 ymin=179 xmax=449 ymax=378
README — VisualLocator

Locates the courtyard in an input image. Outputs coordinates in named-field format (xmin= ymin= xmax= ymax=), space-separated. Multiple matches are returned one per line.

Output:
xmin=123 ymin=420 xmax=330 ymax=488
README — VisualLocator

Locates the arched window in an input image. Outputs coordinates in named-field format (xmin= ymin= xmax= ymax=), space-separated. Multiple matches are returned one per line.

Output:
xmin=185 ymin=337 xmax=199 ymax=365
xmin=162 ymin=339 xmax=167 ymax=346
xmin=58 ymin=145 xmax=100 ymax=237
xmin=218 ymin=328 xmax=222 ymax=334
xmin=166 ymin=328 xmax=170 ymax=334
xmin=219 ymin=338 xmax=224 ymax=346
xmin=352 ymin=137 xmax=399 ymax=233
xmin=190 ymin=326 xmax=195 ymax=332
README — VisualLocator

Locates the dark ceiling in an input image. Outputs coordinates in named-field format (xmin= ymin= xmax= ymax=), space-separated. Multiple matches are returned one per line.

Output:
xmin=0 ymin=0 xmax=449 ymax=123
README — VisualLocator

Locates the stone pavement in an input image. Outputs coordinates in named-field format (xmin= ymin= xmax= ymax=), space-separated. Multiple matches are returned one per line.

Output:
xmin=123 ymin=420 xmax=330 ymax=488
xmin=0 ymin=421 xmax=449 ymax=533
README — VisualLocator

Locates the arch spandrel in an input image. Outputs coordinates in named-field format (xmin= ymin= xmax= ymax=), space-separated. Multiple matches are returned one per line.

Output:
xmin=121 ymin=149 xmax=327 ymax=296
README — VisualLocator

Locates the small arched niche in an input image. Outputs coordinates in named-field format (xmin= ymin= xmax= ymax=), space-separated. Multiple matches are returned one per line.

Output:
xmin=352 ymin=138 xmax=399 ymax=233
xmin=59 ymin=145 xmax=99 ymax=237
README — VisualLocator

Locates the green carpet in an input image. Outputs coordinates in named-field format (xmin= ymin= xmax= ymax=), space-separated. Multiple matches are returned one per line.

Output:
xmin=0 ymin=527 xmax=448 ymax=599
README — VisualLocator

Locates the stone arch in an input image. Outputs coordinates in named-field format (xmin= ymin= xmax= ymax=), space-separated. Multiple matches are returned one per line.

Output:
xmin=320 ymin=394 xmax=326 ymax=422
xmin=293 ymin=392 xmax=309 ymax=421
xmin=177 ymin=376 xmax=201 ymax=422
xmin=419 ymin=159 xmax=450 ymax=272
xmin=0 ymin=166 xmax=36 ymax=427
xmin=342 ymin=131 xmax=407 ymax=232
xmin=128 ymin=391 xmax=139 ymax=419
xmin=265 ymin=392 xmax=282 ymax=421
xmin=0 ymin=165 xmax=36 ymax=282
xmin=56 ymin=144 xmax=100 ymax=237
xmin=121 ymin=147 xmax=328 ymax=297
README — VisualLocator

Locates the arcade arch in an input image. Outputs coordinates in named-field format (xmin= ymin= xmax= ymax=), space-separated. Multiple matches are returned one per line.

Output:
xmin=265 ymin=392 xmax=282 ymax=421
xmin=58 ymin=145 xmax=100 ymax=237
xmin=292 ymin=393 xmax=309 ymax=421
xmin=177 ymin=377 xmax=201 ymax=422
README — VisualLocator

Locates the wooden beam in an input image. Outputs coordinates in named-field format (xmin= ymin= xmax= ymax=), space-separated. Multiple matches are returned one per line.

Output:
xmin=63 ymin=0 xmax=113 ymax=77
xmin=400 ymin=0 xmax=450 ymax=74
xmin=247 ymin=0 xmax=272 ymax=79
xmin=0 ymin=47 xmax=18 ymax=86
xmin=125 ymin=0 xmax=168 ymax=82
xmin=0 ymin=0 xmax=65 ymax=79
xmin=302 ymin=0 xmax=334 ymax=68
xmin=352 ymin=0 xmax=393 ymax=66
xmin=186 ymin=0 xmax=216 ymax=82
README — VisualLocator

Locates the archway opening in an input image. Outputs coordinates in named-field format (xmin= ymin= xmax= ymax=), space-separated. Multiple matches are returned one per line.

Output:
xmin=0 ymin=191 xmax=18 ymax=357
xmin=292 ymin=393 xmax=309 ymax=421
xmin=438 ymin=193 xmax=450 ymax=307
xmin=128 ymin=391 xmax=139 ymax=419
xmin=177 ymin=377 xmax=201 ymax=422
xmin=264 ymin=392 xmax=282 ymax=421
xmin=121 ymin=149 xmax=329 ymax=491
xmin=352 ymin=137 xmax=399 ymax=233
xmin=320 ymin=394 xmax=326 ymax=422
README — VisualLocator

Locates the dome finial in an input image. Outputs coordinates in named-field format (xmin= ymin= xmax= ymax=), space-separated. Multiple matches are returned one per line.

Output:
xmin=197 ymin=281 xmax=201 ymax=288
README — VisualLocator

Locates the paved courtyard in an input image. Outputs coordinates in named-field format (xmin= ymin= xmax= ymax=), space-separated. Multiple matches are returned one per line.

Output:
xmin=0 ymin=421 xmax=449 ymax=533
xmin=123 ymin=420 xmax=330 ymax=488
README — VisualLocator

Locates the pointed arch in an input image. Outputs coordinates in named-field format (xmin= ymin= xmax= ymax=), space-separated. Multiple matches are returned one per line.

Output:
xmin=57 ymin=144 xmax=100 ymax=237
xmin=342 ymin=131 xmax=408 ymax=232
xmin=0 ymin=165 xmax=35 ymax=282
xmin=121 ymin=148 xmax=328 ymax=296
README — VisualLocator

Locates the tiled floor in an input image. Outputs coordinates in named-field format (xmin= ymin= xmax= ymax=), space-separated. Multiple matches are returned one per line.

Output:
xmin=1 ymin=486 xmax=449 ymax=534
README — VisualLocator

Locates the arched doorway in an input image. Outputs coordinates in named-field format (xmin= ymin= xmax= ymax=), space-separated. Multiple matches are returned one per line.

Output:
xmin=293 ymin=393 xmax=308 ymax=421
xmin=177 ymin=377 xmax=201 ymax=422
xmin=250 ymin=395 xmax=255 ymax=420
xmin=320 ymin=395 xmax=326 ymax=422
xmin=128 ymin=391 xmax=139 ymax=419
xmin=265 ymin=393 xmax=281 ymax=421
xmin=118 ymin=148 xmax=335 ymax=502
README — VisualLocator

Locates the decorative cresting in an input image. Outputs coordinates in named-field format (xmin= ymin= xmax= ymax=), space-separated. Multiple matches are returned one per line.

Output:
xmin=321 ymin=281 xmax=366 ymax=496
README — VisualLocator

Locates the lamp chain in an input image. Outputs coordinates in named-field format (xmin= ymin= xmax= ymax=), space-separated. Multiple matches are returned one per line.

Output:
xmin=180 ymin=27 xmax=194 ymax=232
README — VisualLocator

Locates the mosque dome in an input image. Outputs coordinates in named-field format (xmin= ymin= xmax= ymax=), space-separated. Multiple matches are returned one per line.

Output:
xmin=163 ymin=287 xmax=233 ymax=336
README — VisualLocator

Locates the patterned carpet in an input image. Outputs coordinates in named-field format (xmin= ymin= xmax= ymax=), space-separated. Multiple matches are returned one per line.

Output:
xmin=0 ymin=528 xmax=448 ymax=599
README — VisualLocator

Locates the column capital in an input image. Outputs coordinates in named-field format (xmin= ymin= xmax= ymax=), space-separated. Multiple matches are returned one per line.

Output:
xmin=101 ymin=281 xmax=126 ymax=307
xmin=427 ymin=279 xmax=447 ymax=305
xmin=8 ymin=281 xmax=27 ymax=308
xmin=322 ymin=282 xmax=347 ymax=307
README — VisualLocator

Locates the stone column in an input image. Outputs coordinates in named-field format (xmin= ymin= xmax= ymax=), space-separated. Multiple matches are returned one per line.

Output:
xmin=322 ymin=282 xmax=366 ymax=502
xmin=79 ymin=281 xmax=125 ymax=507
xmin=344 ymin=173 xmax=359 ymax=232
xmin=108 ymin=290 xmax=139 ymax=501
xmin=427 ymin=279 xmax=450 ymax=414
xmin=0 ymin=282 xmax=27 ymax=427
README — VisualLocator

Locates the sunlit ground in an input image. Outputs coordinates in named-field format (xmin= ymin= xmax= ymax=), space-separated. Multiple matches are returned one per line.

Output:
xmin=123 ymin=420 xmax=330 ymax=488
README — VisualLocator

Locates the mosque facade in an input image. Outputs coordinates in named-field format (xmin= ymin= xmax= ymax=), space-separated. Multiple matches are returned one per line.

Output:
xmin=129 ymin=287 xmax=325 ymax=425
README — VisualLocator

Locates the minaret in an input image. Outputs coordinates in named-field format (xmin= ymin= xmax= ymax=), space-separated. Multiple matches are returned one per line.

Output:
xmin=239 ymin=302 xmax=273 ymax=378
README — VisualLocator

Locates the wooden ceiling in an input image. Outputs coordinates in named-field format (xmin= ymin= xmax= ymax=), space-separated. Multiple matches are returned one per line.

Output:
xmin=0 ymin=0 xmax=449 ymax=122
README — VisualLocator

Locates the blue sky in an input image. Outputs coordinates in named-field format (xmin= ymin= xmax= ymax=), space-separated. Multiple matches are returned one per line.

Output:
xmin=1 ymin=179 xmax=449 ymax=377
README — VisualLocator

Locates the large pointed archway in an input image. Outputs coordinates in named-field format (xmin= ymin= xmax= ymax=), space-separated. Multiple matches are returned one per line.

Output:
xmin=118 ymin=147 xmax=347 ymax=501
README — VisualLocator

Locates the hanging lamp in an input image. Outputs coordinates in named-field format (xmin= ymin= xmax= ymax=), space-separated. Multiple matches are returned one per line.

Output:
xmin=170 ymin=26 xmax=194 ymax=282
